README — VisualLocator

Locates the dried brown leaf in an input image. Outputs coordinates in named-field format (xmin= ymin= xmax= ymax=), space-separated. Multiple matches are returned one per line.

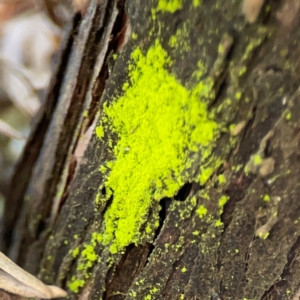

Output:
xmin=0 ymin=252 xmax=67 ymax=299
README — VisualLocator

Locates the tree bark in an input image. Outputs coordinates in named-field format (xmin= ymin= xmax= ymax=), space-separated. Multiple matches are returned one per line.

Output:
xmin=2 ymin=0 xmax=300 ymax=299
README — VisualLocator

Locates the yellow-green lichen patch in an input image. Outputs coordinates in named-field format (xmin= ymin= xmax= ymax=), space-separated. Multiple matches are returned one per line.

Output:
xmin=215 ymin=219 xmax=223 ymax=227
xmin=181 ymin=267 xmax=187 ymax=273
xmin=156 ymin=0 xmax=183 ymax=13
xmin=151 ymin=0 xmax=183 ymax=20
xmin=285 ymin=111 xmax=291 ymax=120
xmin=193 ymin=0 xmax=201 ymax=7
xmin=68 ymin=278 xmax=85 ymax=294
xmin=218 ymin=195 xmax=229 ymax=214
xmin=168 ymin=24 xmax=190 ymax=53
xmin=218 ymin=174 xmax=226 ymax=185
xmin=196 ymin=205 xmax=208 ymax=218
xmin=131 ymin=33 xmax=138 ymax=40
xmin=67 ymin=232 xmax=102 ymax=293
xmin=71 ymin=247 xmax=80 ymax=258
xmin=95 ymin=125 xmax=104 ymax=139
xmin=97 ymin=40 xmax=221 ymax=253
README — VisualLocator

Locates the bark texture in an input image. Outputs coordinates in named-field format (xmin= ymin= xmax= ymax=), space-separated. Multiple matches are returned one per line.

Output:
xmin=2 ymin=0 xmax=300 ymax=299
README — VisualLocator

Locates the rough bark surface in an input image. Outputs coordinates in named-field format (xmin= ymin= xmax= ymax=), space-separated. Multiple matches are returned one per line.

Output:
xmin=2 ymin=0 xmax=300 ymax=299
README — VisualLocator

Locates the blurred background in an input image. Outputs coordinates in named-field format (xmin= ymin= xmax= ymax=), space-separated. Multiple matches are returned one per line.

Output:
xmin=0 ymin=0 xmax=74 ymax=218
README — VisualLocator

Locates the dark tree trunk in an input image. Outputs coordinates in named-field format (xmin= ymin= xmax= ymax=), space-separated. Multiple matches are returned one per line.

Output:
xmin=2 ymin=0 xmax=300 ymax=299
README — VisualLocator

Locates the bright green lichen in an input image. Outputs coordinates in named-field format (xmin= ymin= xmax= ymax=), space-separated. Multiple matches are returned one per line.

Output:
xmin=68 ymin=278 xmax=85 ymax=294
xmin=151 ymin=0 xmax=183 ymax=20
xmin=215 ymin=220 xmax=223 ymax=227
xmin=193 ymin=0 xmax=201 ymax=7
xmin=218 ymin=195 xmax=229 ymax=208
xmin=145 ymin=225 xmax=152 ymax=233
xmin=68 ymin=232 xmax=102 ymax=293
xmin=196 ymin=205 xmax=208 ymax=218
xmin=197 ymin=156 xmax=222 ymax=184
xmin=168 ymin=24 xmax=190 ymax=53
xmin=132 ymin=33 xmax=138 ymax=40
xmin=71 ymin=247 xmax=80 ymax=258
xmin=253 ymin=154 xmax=262 ymax=166
xmin=258 ymin=232 xmax=269 ymax=239
xmin=156 ymin=0 xmax=183 ymax=13
xmin=193 ymin=61 xmax=207 ymax=80
xmin=181 ymin=267 xmax=187 ymax=273
xmin=95 ymin=125 xmax=104 ymax=139
xmin=79 ymin=244 xmax=97 ymax=266
xmin=218 ymin=174 xmax=226 ymax=184
xmin=285 ymin=111 xmax=291 ymax=120
xmin=235 ymin=91 xmax=242 ymax=100
xmin=96 ymin=39 xmax=221 ymax=253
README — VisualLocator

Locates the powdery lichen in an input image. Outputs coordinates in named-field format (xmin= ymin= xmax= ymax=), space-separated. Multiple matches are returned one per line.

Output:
xmin=97 ymin=39 xmax=221 ymax=253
